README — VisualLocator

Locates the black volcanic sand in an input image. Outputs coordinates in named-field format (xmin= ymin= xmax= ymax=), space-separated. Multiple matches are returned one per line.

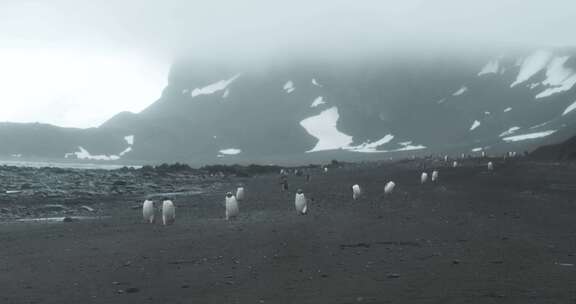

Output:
xmin=1 ymin=159 xmax=576 ymax=303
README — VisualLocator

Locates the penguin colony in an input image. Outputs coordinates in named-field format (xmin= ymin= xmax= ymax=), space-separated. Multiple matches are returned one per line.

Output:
xmin=142 ymin=155 xmax=499 ymax=224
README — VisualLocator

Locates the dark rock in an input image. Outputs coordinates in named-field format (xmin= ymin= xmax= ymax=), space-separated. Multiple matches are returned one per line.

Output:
xmin=124 ymin=287 xmax=139 ymax=293
xmin=113 ymin=180 xmax=128 ymax=186
xmin=340 ymin=243 xmax=371 ymax=249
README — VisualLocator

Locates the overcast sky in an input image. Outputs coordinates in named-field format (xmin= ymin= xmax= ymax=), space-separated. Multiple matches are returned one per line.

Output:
xmin=0 ymin=0 xmax=574 ymax=128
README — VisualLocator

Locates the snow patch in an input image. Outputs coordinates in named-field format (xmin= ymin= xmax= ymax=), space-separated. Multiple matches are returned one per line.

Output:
xmin=471 ymin=147 xmax=483 ymax=152
xmin=190 ymin=74 xmax=241 ymax=98
xmin=119 ymin=147 xmax=132 ymax=156
xmin=535 ymin=56 xmax=576 ymax=99
xmin=312 ymin=78 xmax=322 ymax=87
xmin=528 ymin=83 xmax=539 ymax=89
xmin=499 ymin=126 xmax=521 ymax=137
xmin=300 ymin=107 xmax=353 ymax=152
xmin=65 ymin=147 xmax=120 ymax=161
xmin=300 ymin=108 xmax=425 ymax=154
xmin=65 ymin=134 xmax=134 ymax=161
xmin=503 ymin=107 xmax=512 ymax=112
xmin=562 ymin=100 xmax=576 ymax=115
xmin=219 ymin=148 xmax=242 ymax=155
xmin=502 ymin=130 xmax=556 ymax=142
xmin=511 ymin=50 xmax=552 ymax=87
xmin=469 ymin=120 xmax=481 ymax=131
xmin=379 ymin=141 xmax=427 ymax=152
xmin=530 ymin=121 xmax=551 ymax=129
xmin=392 ymin=144 xmax=427 ymax=152
xmin=283 ymin=81 xmax=295 ymax=93
xmin=124 ymin=135 xmax=134 ymax=146
xmin=222 ymin=89 xmax=230 ymax=99
xmin=310 ymin=96 xmax=326 ymax=108
xmin=478 ymin=60 xmax=500 ymax=76
xmin=344 ymin=134 xmax=395 ymax=153
xmin=452 ymin=86 xmax=468 ymax=96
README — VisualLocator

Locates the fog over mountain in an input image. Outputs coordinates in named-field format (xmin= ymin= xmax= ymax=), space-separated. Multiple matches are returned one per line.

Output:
xmin=0 ymin=1 xmax=575 ymax=163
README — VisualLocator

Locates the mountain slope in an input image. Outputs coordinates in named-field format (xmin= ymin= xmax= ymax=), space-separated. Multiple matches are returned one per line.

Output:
xmin=2 ymin=48 xmax=576 ymax=163
xmin=531 ymin=134 xmax=576 ymax=160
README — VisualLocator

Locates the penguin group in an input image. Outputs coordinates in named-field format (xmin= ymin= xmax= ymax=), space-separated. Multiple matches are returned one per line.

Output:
xmin=142 ymin=197 xmax=175 ymax=225
xmin=142 ymin=154 xmax=500 ymax=224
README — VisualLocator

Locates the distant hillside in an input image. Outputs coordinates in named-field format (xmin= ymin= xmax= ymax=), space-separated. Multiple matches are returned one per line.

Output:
xmin=1 ymin=48 xmax=576 ymax=164
xmin=531 ymin=135 xmax=576 ymax=160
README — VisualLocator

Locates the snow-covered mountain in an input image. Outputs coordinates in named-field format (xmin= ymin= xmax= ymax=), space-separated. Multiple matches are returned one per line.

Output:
xmin=1 ymin=48 xmax=576 ymax=164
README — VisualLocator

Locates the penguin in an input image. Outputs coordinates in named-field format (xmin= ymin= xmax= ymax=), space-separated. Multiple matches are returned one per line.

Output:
xmin=142 ymin=199 xmax=155 ymax=224
xmin=225 ymin=192 xmax=239 ymax=220
xmin=295 ymin=189 xmax=308 ymax=215
xmin=236 ymin=186 xmax=245 ymax=201
xmin=421 ymin=172 xmax=428 ymax=184
xmin=352 ymin=184 xmax=362 ymax=200
xmin=431 ymin=170 xmax=439 ymax=182
xmin=162 ymin=198 xmax=176 ymax=225
xmin=384 ymin=181 xmax=396 ymax=194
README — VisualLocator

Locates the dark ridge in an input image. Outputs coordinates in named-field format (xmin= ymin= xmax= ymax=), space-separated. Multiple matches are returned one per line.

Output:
xmin=530 ymin=135 xmax=576 ymax=161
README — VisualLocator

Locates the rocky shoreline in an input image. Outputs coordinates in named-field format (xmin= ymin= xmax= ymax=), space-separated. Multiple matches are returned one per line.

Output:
xmin=0 ymin=164 xmax=235 ymax=221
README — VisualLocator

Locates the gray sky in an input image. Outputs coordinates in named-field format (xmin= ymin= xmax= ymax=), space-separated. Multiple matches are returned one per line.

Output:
xmin=0 ymin=0 xmax=574 ymax=128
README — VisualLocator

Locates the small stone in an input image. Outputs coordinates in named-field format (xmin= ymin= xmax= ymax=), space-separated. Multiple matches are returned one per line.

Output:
xmin=124 ymin=287 xmax=139 ymax=293
xmin=113 ymin=180 xmax=127 ymax=186
xmin=387 ymin=273 xmax=400 ymax=279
